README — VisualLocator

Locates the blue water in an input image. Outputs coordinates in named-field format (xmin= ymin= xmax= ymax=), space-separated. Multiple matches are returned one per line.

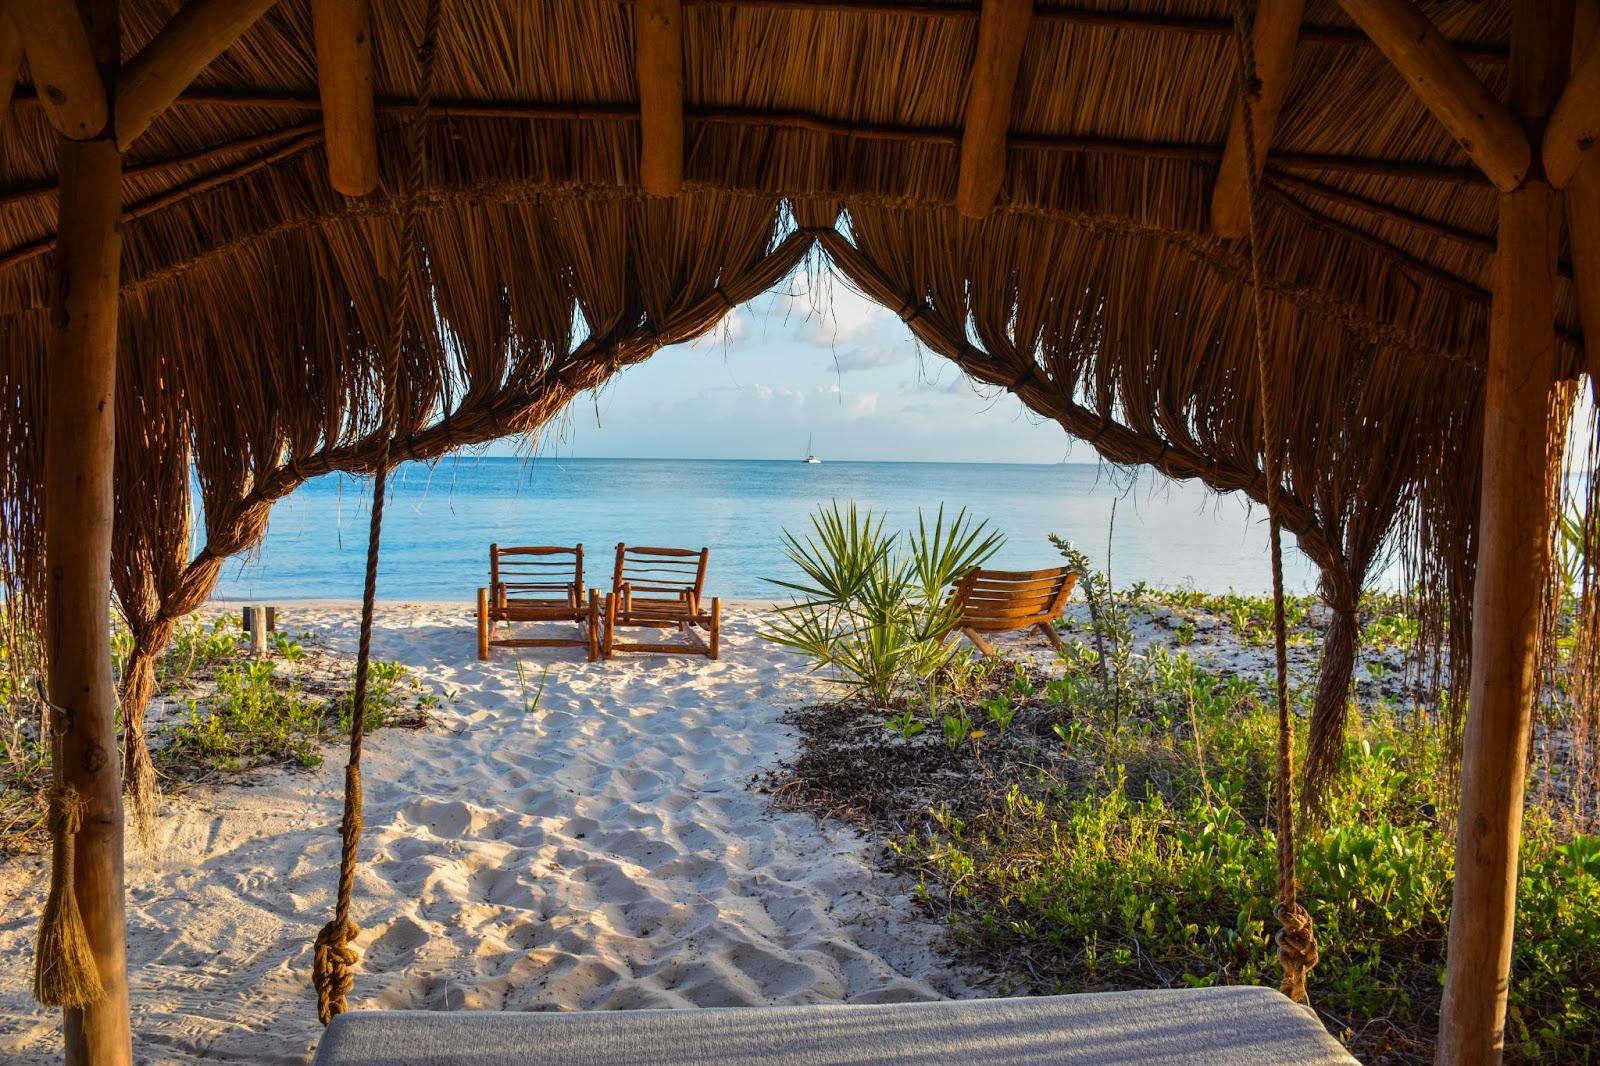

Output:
xmin=209 ymin=457 xmax=1318 ymax=601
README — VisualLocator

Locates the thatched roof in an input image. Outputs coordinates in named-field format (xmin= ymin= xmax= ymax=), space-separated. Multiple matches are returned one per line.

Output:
xmin=0 ymin=1 xmax=1589 ymax=760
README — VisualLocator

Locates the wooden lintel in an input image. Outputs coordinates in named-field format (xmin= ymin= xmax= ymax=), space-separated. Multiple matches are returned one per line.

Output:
xmin=955 ymin=0 xmax=1032 ymax=218
xmin=1210 ymin=0 xmax=1305 ymax=237
xmin=115 ymin=0 xmax=280 ymax=150
xmin=311 ymin=0 xmax=378 ymax=196
xmin=1544 ymin=32 xmax=1600 ymax=190
xmin=6 ymin=0 xmax=107 ymax=139
xmin=1335 ymin=0 xmax=1530 ymax=192
xmin=634 ymin=0 xmax=684 ymax=196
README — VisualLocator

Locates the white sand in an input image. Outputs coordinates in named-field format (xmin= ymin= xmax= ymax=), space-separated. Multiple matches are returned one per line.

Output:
xmin=0 ymin=602 xmax=977 ymax=1064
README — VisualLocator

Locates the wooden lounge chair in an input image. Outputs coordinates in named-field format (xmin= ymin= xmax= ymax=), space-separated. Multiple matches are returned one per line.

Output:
xmin=947 ymin=565 xmax=1078 ymax=656
xmin=476 ymin=544 xmax=599 ymax=661
xmin=602 ymin=544 xmax=720 ymax=660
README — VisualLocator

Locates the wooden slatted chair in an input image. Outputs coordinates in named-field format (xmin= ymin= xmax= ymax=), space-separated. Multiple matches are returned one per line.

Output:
xmin=603 ymin=544 xmax=721 ymax=660
xmin=476 ymin=544 xmax=599 ymax=661
xmin=947 ymin=565 xmax=1078 ymax=656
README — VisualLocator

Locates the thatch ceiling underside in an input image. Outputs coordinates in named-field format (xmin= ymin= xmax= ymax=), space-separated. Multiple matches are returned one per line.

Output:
xmin=0 ymin=0 xmax=1582 ymax=372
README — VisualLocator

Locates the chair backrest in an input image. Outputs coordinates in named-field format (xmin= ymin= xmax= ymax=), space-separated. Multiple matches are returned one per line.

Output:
xmin=953 ymin=566 xmax=1078 ymax=630
xmin=490 ymin=544 xmax=583 ymax=600
xmin=612 ymin=544 xmax=709 ymax=599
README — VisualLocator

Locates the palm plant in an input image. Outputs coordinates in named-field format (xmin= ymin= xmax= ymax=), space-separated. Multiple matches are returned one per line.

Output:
xmin=764 ymin=502 xmax=1003 ymax=705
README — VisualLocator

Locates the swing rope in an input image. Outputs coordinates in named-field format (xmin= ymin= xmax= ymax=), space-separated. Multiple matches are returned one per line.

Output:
xmin=312 ymin=0 xmax=444 ymax=1026
xmin=1228 ymin=0 xmax=1319 ymax=1005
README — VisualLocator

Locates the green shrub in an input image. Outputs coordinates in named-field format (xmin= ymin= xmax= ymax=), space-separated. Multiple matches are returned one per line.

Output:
xmin=764 ymin=502 xmax=1003 ymax=705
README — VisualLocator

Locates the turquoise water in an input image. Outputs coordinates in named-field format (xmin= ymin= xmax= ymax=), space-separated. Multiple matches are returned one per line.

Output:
xmin=209 ymin=457 xmax=1318 ymax=601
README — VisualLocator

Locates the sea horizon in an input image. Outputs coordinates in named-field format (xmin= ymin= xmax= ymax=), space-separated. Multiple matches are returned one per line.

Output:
xmin=209 ymin=455 xmax=1321 ymax=603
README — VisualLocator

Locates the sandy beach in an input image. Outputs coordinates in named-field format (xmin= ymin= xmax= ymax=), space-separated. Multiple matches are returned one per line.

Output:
xmin=0 ymin=602 xmax=979 ymax=1064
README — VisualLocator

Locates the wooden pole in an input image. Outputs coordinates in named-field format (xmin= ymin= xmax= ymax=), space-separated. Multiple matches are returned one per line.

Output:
xmin=0 ymin=8 xmax=22 ymax=119
xmin=1571 ymin=2 xmax=1600 ymax=394
xmin=43 ymin=0 xmax=129 ymax=1060
xmin=1436 ymin=5 xmax=1568 ymax=1064
xmin=6 ymin=0 xmax=107 ymax=138
xmin=311 ymin=0 xmax=379 ymax=196
xmin=1335 ymin=0 xmax=1529 ymax=192
xmin=955 ymin=0 xmax=1031 ymax=218
xmin=634 ymin=0 xmax=684 ymax=195
xmin=1211 ymin=0 xmax=1305 ymax=237
xmin=114 ymin=0 xmax=280 ymax=149
xmin=1544 ymin=31 xmax=1600 ymax=189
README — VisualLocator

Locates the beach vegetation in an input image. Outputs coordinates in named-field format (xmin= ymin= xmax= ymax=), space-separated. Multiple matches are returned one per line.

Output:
xmin=768 ymin=550 xmax=1599 ymax=1063
xmin=764 ymin=502 xmax=1003 ymax=705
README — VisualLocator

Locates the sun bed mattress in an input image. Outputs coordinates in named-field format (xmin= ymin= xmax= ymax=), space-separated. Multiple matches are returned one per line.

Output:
xmin=312 ymin=984 xmax=1357 ymax=1065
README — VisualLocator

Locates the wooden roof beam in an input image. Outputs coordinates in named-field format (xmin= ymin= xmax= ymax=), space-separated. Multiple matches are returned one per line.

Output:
xmin=1211 ymin=0 xmax=1305 ymax=237
xmin=1335 ymin=0 xmax=1528 ymax=191
xmin=956 ymin=0 xmax=1031 ymax=218
xmin=0 ymin=9 xmax=22 ymax=120
xmin=116 ymin=0 xmax=280 ymax=150
xmin=311 ymin=0 xmax=378 ymax=196
xmin=1568 ymin=0 xmax=1600 ymax=391
xmin=6 ymin=0 xmax=107 ymax=139
xmin=1545 ymin=32 xmax=1600 ymax=190
xmin=635 ymin=0 xmax=684 ymax=196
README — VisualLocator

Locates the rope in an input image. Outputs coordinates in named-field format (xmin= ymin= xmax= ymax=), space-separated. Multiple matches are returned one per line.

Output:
xmin=1228 ymin=0 xmax=1318 ymax=1006
xmin=312 ymin=0 xmax=444 ymax=1025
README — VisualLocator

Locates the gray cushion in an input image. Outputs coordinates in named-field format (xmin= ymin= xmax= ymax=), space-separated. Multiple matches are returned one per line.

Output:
xmin=313 ymin=985 xmax=1356 ymax=1065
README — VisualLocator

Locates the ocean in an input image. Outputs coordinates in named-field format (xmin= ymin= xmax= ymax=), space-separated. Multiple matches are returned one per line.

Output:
xmin=209 ymin=457 xmax=1320 ymax=602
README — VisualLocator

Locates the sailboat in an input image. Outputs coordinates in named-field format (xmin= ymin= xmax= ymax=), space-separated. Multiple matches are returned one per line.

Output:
xmin=802 ymin=434 xmax=822 ymax=464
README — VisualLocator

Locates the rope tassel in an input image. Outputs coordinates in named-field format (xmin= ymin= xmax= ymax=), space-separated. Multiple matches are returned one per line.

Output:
xmin=33 ymin=785 xmax=103 ymax=1007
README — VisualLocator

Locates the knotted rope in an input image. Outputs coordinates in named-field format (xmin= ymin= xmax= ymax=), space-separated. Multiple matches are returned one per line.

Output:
xmin=312 ymin=0 xmax=444 ymax=1025
xmin=1228 ymin=0 xmax=1319 ymax=1006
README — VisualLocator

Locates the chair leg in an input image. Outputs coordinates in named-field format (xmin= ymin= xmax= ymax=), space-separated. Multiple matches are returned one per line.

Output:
xmin=1038 ymin=620 xmax=1066 ymax=651
xmin=587 ymin=589 xmax=600 ymax=661
xmin=964 ymin=627 xmax=998 ymax=657
xmin=603 ymin=592 xmax=617 ymax=660
xmin=477 ymin=587 xmax=491 ymax=661
xmin=708 ymin=597 xmax=721 ymax=660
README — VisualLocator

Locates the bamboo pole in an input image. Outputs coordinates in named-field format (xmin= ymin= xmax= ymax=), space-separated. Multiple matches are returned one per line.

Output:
xmin=955 ymin=0 xmax=1031 ymax=218
xmin=43 ymin=0 xmax=129 ymax=1059
xmin=1436 ymin=5 xmax=1567 ymax=1064
xmin=6 ymin=0 xmax=107 ymax=138
xmin=1335 ymin=0 xmax=1530 ymax=192
xmin=115 ymin=0 xmax=280 ymax=149
xmin=1211 ymin=0 xmax=1305 ymax=237
xmin=634 ymin=0 xmax=684 ymax=196
xmin=311 ymin=0 xmax=378 ymax=196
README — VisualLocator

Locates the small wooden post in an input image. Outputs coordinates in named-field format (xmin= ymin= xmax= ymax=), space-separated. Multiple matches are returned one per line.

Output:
xmin=43 ymin=0 xmax=129 ymax=1060
xmin=1436 ymin=5 xmax=1567 ymax=1064
xmin=311 ymin=0 xmax=379 ymax=196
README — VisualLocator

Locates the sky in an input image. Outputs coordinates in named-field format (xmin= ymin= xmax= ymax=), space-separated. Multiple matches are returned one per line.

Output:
xmin=504 ymin=272 xmax=1079 ymax=465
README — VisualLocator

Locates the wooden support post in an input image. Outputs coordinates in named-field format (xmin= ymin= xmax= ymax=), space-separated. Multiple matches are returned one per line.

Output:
xmin=1210 ymin=0 xmax=1305 ymax=237
xmin=1545 ymin=32 xmax=1600 ymax=189
xmin=6 ymin=0 xmax=107 ymax=138
xmin=114 ymin=0 xmax=280 ymax=150
xmin=43 ymin=0 xmax=129 ymax=1059
xmin=1335 ymin=0 xmax=1530 ymax=192
xmin=634 ymin=0 xmax=684 ymax=196
xmin=1437 ymin=6 xmax=1568 ymax=1065
xmin=0 ymin=9 xmax=22 ymax=120
xmin=955 ymin=0 xmax=1031 ymax=218
xmin=1571 ymin=2 xmax=1600 ymax=394
xmin=476 ymin=588 xmax=491 ymax=661
xmin=311 ymin=0 xmax=379 ymax=196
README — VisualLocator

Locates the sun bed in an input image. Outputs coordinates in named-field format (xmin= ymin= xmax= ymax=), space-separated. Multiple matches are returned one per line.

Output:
xmin=477 ymin=544 xmax=600 ymax=661
xmin=312 ymin=985 xmax=1356 ymax=1065
xmin=948 ymin=565 xmax=1078 ymax=655
xmin=602 ymin=543 xmax=721 ymax=660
